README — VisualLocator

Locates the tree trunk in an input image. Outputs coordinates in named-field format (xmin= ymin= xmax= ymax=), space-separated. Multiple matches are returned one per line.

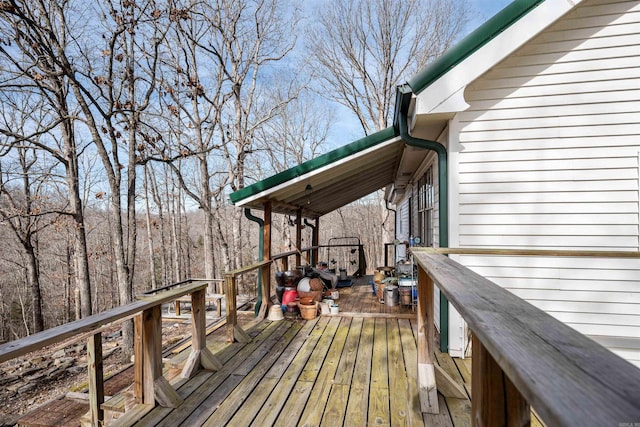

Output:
xmin=25 ymin=239 xmax=44 ymax=333
xmin=143 ymin=167 xmax=158 ymax=290
xmin=62 ymin=119 xmax=93 ymax=318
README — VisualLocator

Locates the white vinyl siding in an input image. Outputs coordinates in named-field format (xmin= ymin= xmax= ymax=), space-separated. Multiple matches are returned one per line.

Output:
xmin=455 ymin=0 xmax=640 ymax=367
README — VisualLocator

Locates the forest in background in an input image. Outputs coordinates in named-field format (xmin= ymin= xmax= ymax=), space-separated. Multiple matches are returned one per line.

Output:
xmin=0 ymin=0 xmax=469 ymax=348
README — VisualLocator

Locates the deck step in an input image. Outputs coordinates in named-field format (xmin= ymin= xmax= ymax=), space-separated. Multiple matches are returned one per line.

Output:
xmin=17 ymin=397 xmax=88 ymax=427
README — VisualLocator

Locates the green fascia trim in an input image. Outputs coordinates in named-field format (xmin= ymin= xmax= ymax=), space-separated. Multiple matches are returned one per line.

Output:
xmin=407 ymin=0 xmax=546 ymax=94
xmin=230 ymin=126 xmax=398 ymax=204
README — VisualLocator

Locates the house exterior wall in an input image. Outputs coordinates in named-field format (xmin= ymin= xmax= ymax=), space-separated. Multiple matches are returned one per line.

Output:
xmin=451 ymin=0 xmax=640 ymax=366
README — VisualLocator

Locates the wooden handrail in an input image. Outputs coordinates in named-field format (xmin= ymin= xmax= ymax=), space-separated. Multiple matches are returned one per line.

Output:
xmin=140 ymin=278 xmax=223 ymax=295
xmin=414 ymin=247 xmax=640 ymax=258
xmin=0 ymin=280 xmax=208 ymax=364
xmin=411 ymin=250 xmax=640 ymax=426
xmin=0 ymin=279 xmax=222 ymax=426
xmin=225 ymin=259 xmax=272 ymax=277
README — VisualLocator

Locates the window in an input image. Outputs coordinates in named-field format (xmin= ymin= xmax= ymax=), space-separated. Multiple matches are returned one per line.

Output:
xmin=417 ymin=167 xmax=434 ymax=246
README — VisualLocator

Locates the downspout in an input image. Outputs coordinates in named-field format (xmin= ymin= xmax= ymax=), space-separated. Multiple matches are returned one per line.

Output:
xmin=385 ymin=200 xmax=397 ymax=265
xmin=304 ymin=219 xmax=317 ymax=266
xmin=244 ymin=208 xmax=264 ymax=317
xmin=396 ymin=84 xmax=450 ymax=353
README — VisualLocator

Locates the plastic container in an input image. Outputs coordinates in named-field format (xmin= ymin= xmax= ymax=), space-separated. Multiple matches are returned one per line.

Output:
xmin=268 ymin=305 xmax=284 ymax=321
xmin=282 ymin=288 xmax=298 ymax=307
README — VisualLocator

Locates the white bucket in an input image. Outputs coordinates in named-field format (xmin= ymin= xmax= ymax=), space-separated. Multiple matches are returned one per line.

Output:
xmin=267 ymin=304 xmax=284 ymax=321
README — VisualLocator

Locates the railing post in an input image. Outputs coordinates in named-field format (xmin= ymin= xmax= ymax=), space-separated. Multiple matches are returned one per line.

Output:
xmin=417 ymin=265 xmax=439 ymax=413
xmin=134 ymin=315 xmax=143 ymax=402
xmin=282 ymin=257 xmax=289 ymax=271
xmin=141 ymin=305 xmax=182 ymax=408
xmin=226 ymin=274 xmax=237 ymax=342
xmin=261 ymin=201 xmax=272 ymax=320
xmin=226 ymin=275 xmax=251 ymax=343
xmin=182 ymin=288 xmax=223 ymax=379
xmin=471 ymin=333 xmax=530 ymax=427
xmin=87 ymin=332 xmax=104 ymax=426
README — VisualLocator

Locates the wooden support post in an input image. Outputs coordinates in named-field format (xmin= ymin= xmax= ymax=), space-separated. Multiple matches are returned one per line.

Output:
xmin=216 ymin=298 xmax=222 ymax=318
xmin=417 ymin=265 xmax=439 ymax=413
xmin=174 ymin=300 xmax=181 ymax=316
xmin=282 ymin=257 xmax=289 ymax=272
xmin=312 ymin=218 xmax=319 ymax=266
xmin=142 ymin=305 xmax=182 ymax=408
xmin=471 ymin=333 xmax=530 ymax=427
xmin=134 ymin=315 xmax=143 ymax=402
xmin=225 ymin=275 xmax=250 ymax=343
xmin=87 ymin=332 xmax=104 ymax=426
xmin=182 ymin=289 xmax=223 ymax=379
xmin=260 ymin=201 xmax=272 ymax=320
xmin=225 ymin=274 xmax=237 ymax=343
xmin=295 ymin=208 xmax=302 ymax=267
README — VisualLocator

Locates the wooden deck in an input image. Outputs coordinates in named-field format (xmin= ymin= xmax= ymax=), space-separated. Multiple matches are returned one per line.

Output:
xmin=13 ymin=282 xmax=552 ymax=426
xmin=127 ymin=282 xmax=472 ymax=426
xmin=133 ymin=316 xmax=471 ymax=426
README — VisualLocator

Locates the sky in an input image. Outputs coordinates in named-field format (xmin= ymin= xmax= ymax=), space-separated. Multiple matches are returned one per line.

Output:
xmin=468 ymin=0 xmax=514 ymax=28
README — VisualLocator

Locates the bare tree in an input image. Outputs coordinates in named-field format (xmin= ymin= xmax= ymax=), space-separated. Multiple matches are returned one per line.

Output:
xmin=0 ymin=0 xmax=167 ymax=358
xmin=0 ymin=9 xmax=94 ymax=320
xmin=254 ymin=90 xmax=333 ymax=172
xmin=0 ymin=148 xmax=49 ymax=333
xmin=306 ymin=0 xmax=470 ymax=135
xmin=154 ymin=0 xmax=300 ymax=278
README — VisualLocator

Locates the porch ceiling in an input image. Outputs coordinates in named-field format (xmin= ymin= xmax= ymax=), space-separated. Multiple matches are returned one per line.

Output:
xmin=231 ymin=128 xmax=418 ymax=218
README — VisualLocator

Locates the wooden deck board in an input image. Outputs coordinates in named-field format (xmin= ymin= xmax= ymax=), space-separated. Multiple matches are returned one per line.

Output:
xmin=177 ymin=321 xmax=294 ymax=426
xmin=146 ymin=321 xmax=286 ymax=426
xmin=388 ymin=318 xmax=411 ymax=427
xmin=297 ymin=317 xmax=352 ymax=426
xmin=124 ymin=287 xmax=471 ymax=427
xmin=344 ymin=317 xmax=375 ymax=426
xmin=247 ymin=318 xmax=329 ymax=427
xmin=398 ymin=318 xmax=426 ymax=427
xmin=369 ymin=317 xmax=390 ymax=425
xmin=201 ymin=321 xmax=304 ymax=425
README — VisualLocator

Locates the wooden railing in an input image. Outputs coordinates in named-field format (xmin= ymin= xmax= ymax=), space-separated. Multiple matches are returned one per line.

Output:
xmin=272 ymin=244 xmax=364 ymax=272
xmin=224 ymin=260 xmax=272 ymax=343
xmin=411 ymin=248 xmax=640 ymax=426
xmin=0 ymin=279 xmax=224 ymax=426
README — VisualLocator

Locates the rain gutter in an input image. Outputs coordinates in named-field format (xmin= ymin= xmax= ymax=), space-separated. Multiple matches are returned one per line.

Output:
xmin=244 ymin=208 xmax=264 ymax=317
xmin=395 ymin=84 xmax=450 ymax=353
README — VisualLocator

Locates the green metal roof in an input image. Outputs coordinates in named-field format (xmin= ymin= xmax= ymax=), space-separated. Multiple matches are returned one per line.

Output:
xmin=230 ymin=127 xmax=405 ymax=217
xmin=407 ymin=0 xmax=545 ymax=94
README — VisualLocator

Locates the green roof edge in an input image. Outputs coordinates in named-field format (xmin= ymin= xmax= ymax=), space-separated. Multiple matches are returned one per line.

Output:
xmin=229 ymin=126 xmax=398 ymax=204
xmin=407 ymin=0 xmax=546 ymax=94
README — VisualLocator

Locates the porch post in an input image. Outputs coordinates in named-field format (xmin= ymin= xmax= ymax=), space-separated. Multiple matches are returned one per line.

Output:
xmin=417 ymin=264 xmax=439 ymax=413
xmin=295 ymin=208 xmax=302 ymax=267
xmin=260 ymin=201 xmax=272 ymax=319
xmin=312 ymin=217 xmax=319 ymax=266
xmin=471 ymin=333 xmax=530 ymax=426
